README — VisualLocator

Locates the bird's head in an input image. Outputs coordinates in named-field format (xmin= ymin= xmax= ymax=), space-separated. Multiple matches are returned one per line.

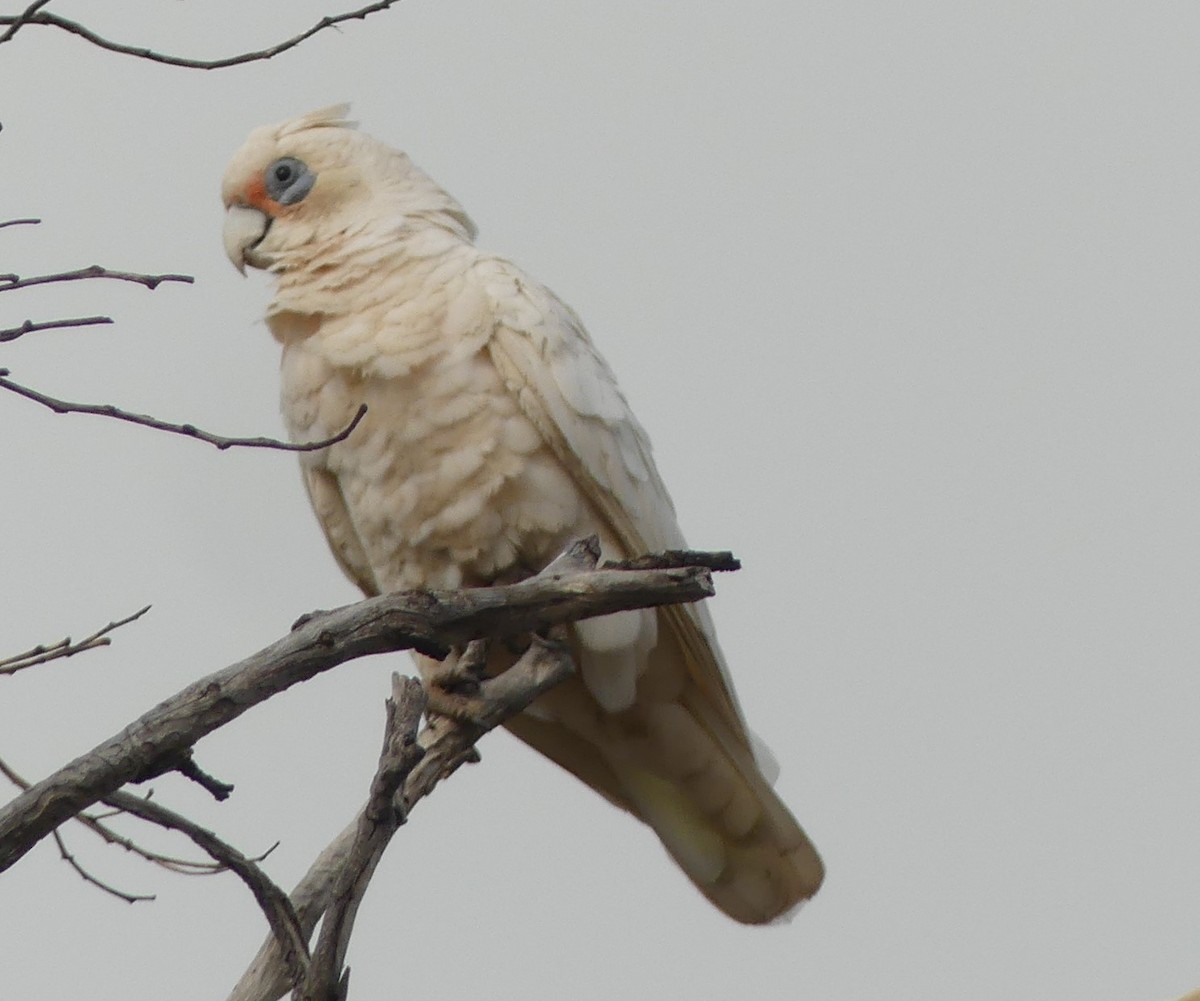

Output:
xmin=220 ymin=104 xmax=476 ymax=275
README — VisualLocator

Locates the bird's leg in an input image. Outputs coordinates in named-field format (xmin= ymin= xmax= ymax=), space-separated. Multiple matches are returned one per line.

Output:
xmin=431 ymin=638 xmax=490 ymax=696
xmin=423 ymin=638 xmax=492 ymax=733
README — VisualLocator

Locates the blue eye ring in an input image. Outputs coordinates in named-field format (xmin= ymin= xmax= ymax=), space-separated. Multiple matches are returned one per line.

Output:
xmin=264 ymin=156 xmax=315 ymax=205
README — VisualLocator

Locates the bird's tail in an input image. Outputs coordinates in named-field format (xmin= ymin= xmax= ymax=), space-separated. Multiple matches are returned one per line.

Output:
xmin=503 ymin=620 xmax=824 ymax=924
xmin=610 ymin=702 xmax=823 ymax=924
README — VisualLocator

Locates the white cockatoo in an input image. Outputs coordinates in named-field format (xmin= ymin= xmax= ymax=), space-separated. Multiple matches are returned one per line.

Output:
xmin=221 ymin=106 xmax=823 ymax=924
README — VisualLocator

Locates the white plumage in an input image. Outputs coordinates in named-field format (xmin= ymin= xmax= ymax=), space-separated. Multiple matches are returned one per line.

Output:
xmin=221 ymin=106 xmax=823 ymax=923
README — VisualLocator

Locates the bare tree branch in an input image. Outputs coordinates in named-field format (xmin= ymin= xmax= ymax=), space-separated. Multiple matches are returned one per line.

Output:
xmin=0 ymin=232 xmax=341 ymax=452
xmin=83 ymin=807 xmax=252 ymax=876
xmin=0 ymin=540 xmax=718 ymax=875
xmin=0 ymin=757 xmax=227 ymax=876
xmin=130 ymin=748 xmax=236 ymax=802
xmin=0 ymin=224 xmax=355 ymax=452
xmin=228 ymin=818 xmax=365 ymax=1001
xmin=235 ymin=640 xmax=576 ymax=1001
xmin=0 ymin=315 xmax=113 ymax=343
xmin=1 ymin=756 xmax=158 ymax=901
xmin=0 ymin=605 xmax=150 ymax=676
xmin=101 ymin=789 xmax=311 ymax=987
xmin=0 ymin=2 xmax=403 ymax=69
xmin=603 ymin=549 xmax=743 ymax=573
xmin=298 ymin=675 xmax=428 ymax=1001
xmin=0 ymin=370 xmax=369 ymax=453
xmin=0 ymin=265 xmax=193 ymax=292
xmin=0 ymin=217 xmax=41 ymax=229
xmin=50 ymin=828 xmax=156 ymax=904
xmin=0 ymin=542 xmax=726 ymax=1001
xmin=0 ymin=0 xmax=49 ymax=44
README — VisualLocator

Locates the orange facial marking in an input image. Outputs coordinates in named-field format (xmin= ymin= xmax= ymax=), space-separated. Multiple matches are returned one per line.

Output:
xmin=244 ymin=175 xmax=278 ymax=214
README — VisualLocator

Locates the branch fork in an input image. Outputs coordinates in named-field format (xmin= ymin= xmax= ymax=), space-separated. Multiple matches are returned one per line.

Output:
xmin=0 ymin=539 xmax=731 ymax=1001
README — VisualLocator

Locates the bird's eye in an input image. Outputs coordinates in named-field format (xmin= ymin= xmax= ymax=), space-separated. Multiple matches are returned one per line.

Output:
xmin=264 ymin=156 xmax=315 ymax=205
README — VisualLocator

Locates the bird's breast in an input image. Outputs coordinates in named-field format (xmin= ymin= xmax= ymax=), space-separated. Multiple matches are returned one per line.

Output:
xmin=278 ymin=310 xmax=587 ymax=592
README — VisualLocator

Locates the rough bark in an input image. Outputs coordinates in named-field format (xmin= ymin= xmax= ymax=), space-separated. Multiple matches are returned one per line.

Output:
xmin=0 ymin=544 xmax=715 ymax=873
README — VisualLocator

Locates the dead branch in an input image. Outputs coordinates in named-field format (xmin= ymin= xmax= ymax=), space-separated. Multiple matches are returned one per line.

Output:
xmin=232 ymin=640 xmax=576 ymax=1001
xmin=0 ymin=605 xmax=150 ymax=676
xmin=298 ymin=675 xmax=427 ymax=1001
xmin=0 ymin=217 xmax=41 ymax=229
xmin=50 ymin=828 xmax=155 ymax=904
xmin=0 ymin=315 xmax=113 ymax=343
xmin=0 ymin=231 xmax=361 ymax=452
xmin=0 ymin=0 xmax=49 ymax=43
xmin=131 ymin=748 xmax=235 ymax=802
xmin=1 ymin=753 xmax=160 ymax=902
xmin=5 ymin=754 xmax=290 ymax=910
xmin=603 ymin=549 xmax=742 ymax=572
xmin=0 ymin=540 xmax=716 ymax=876
xmin=1 ymin=756 xmax=156 ymax=901
xmin=0 ymin=756 xmax=225 ymax=876
xmin=0 ymin=265 xmax=193 ymax=292
xmin=0 ymin=2 xmax=402 ymax=69
xmin=100 ymin=789 xmax=310 ymax=986
xmin=0 ymin=370 xmax=369 ymax=453
xmin=229 ymin=818 xmax=366 ymax=1001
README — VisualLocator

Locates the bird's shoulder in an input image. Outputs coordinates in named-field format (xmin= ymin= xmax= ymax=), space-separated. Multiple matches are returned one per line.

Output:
xmin=467 ymin=253 xmax=685 ymax=554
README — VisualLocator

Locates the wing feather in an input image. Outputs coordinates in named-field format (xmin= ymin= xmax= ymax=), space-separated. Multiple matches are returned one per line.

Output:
xmin=476 ymin=256 xmax=749 ymax=740
xmin=301 ymin=465 xmax=379 ymax=597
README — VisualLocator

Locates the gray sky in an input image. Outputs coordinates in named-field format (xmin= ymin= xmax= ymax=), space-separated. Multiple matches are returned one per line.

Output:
xmin=2 ymin=2 xmax=1198 ymax=999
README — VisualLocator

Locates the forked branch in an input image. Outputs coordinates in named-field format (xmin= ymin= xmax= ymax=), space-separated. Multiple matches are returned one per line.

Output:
xmin=0 ymin=542 xmax=732 ymax=1000
xmin=0 ymin=540 xmax=716 ymax=874
xmin=0 ymin=606 xmax=150 ymax=676
xmin=233 ymin=640 xmax=576 ymax=1001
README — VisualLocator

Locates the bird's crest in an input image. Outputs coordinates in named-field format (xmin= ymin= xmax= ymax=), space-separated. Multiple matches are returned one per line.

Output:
xmin=278 ymin=103 xmax=358 ymax=138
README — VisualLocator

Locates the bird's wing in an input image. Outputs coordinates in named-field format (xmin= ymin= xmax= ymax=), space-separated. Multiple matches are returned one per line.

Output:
xmin=301 ymin=464 xmax=379 ymax=598
xmin=475 ymin=255 xmax=822 ymax=923
xmin=476 ymin=255 xmax=749 ymax=736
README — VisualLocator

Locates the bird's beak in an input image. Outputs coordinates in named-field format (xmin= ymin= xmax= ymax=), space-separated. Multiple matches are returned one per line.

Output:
xmin=222 ymin=204 xmax=271 ymax=275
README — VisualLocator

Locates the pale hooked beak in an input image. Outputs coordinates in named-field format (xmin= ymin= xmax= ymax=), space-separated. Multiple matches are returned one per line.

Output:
xmin=222 ymin=204 xmax=271 ymax=275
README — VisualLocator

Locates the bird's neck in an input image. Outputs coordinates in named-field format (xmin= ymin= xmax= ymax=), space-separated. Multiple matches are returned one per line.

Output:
xmin=266 ymin=223 xmax=472 ymax=325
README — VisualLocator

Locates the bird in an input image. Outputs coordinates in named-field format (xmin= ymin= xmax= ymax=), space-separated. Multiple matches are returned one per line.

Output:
xmin=221 ymin=105 xmax=823 ymax=924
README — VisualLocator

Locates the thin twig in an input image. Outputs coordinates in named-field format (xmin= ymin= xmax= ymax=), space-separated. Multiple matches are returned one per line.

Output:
xmin=101 ymin=790 xmax=311 ymax=987
xmin=0 ymin=0 xmax=51 ymax=44
xmin=0 ymin=217 xmax=42 ymax=229
xmin=0 ymin=315 xmax=113 ymax=343
xmin=0 ymin=605 xmax=150 ymax=676
xmin=4 ymin=756 xmax=293 ymax=915
xmin=0 ymin=744 xmax=159 ymax=902
xmin=0 ymin=370 xmax=368 ymax=452
xmin=50 ymin=828 xmax=156 ymax=904
xmin=0 ymin=755 xmax=226 ymax=876
xmin=0 ymin=2 xmax=402 ymax=68
xmin=0 ymin=265 xmax=193 ymax=292
xmin=0 ymin=758 xmax=214 ymax=873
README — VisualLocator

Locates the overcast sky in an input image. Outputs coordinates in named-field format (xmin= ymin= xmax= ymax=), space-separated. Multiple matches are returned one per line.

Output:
xmin=2 ymin=3 xmax=1198 ymax=999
